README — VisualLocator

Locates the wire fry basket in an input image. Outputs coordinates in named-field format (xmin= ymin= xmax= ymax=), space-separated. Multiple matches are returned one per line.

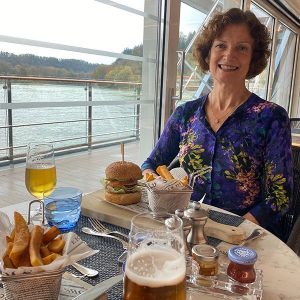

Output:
xmin=0 ymin=268 xmax=64 ymax=300
xmin=147 ymin=186 xmax=193 ymax=213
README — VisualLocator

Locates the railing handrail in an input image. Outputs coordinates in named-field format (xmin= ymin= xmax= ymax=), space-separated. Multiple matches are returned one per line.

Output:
xmin=0 ymin=75 xmax=142 ymax=86
xmin=0 ymin=114 xmax=139 ymax=129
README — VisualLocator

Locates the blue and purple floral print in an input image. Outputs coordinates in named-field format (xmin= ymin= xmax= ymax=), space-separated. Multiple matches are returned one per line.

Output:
xmin=142 ymin=93 xmax=293 ymax=237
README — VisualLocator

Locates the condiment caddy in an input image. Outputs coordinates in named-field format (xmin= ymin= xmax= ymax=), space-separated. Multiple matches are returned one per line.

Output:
xmin=174 ymin=203 xmax=263 ymax=299
xmin=186 ymin=245 xmax=262 ymax=299
xmin=186 ymin=263 xmax=263 ymax=299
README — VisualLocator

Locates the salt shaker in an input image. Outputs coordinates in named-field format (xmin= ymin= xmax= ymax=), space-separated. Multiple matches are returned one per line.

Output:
xmin=175 ymin=209 xmax=192 ymax=255
xmin=184 ymin=201 xmax=208 ymax=246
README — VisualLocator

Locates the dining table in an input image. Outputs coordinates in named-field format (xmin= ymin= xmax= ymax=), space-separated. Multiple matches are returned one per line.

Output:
xmin=1 ymin=190 xmax=300 ymax=300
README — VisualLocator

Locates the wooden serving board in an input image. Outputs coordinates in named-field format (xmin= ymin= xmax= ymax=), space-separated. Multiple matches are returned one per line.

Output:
xmin=81 ymin=190 xmax=246 ymax=244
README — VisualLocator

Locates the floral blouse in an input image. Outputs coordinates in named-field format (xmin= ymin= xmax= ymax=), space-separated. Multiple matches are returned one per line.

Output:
xmin=141 ymin=93 xmax=293 ymax=237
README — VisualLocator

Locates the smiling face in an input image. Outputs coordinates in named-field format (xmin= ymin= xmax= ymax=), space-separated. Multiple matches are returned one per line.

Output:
xmin=208 ymin=24 xmax=254 ymax=86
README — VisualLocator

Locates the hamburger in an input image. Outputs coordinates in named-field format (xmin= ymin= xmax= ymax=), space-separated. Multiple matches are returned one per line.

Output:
xmin=104 ymin=161 xmax=143 ymax=205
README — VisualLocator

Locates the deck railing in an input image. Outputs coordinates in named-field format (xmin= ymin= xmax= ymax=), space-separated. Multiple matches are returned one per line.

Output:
xmin=0 ymin=76 xmax=141 ymax=166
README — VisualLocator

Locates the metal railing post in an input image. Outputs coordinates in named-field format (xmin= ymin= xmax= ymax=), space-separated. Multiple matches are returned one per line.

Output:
xmin=87 ymin=83 xmax=92 ymax=149
xmin=6 ymin=80 xmax=14 ymax=163
xmin=135 ymin=85 xmax=140 ymax=140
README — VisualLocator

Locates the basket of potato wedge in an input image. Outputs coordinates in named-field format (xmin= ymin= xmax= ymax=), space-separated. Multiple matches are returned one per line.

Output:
xmin=0 ymin=212 xmax=98 ymax=300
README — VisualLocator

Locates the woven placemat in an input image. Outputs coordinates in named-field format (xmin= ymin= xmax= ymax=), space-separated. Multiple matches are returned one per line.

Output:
xmin=69 ymin=215 xmax=128 ymax=299
xmin=70 ymin=210 xmax=244 ymax=299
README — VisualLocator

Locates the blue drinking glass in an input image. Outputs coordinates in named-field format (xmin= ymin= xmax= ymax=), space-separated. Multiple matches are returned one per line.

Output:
xmin=44 ymin=187 xmax=82 ymax=232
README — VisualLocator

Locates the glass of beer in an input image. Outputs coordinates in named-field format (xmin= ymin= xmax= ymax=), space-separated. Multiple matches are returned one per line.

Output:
xmin=25 ymin=143 xmax=56 ymax=218
xmin=123 ymin=211 xmax=186 ymax=300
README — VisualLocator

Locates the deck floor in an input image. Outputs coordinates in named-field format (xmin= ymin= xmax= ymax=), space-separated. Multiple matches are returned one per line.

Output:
xmin=0 ymin=141 xmax=141 ymax=208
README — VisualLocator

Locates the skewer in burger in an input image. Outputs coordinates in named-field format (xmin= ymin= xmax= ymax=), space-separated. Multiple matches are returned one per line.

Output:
xmin=104 ymin=161 xmax=143 ymax=205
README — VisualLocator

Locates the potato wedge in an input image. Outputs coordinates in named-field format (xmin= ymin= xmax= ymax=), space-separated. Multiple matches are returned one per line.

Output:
xmin=48 ymin=238 xmax=65 ymax=253
xmin=6 ymin=235 xmax=13 ymax=243
xmin=43 ymin=226 xmax=60 ymax=244
xmin=18 ymin=246 xmax=31 ymax=267
xmin=42 ymin=253 xmax=60 ymax=265
xmin=40 ymin=245 xmax=52 ymax=258
xmin=3 ymin=242 xmax=15 ymax=268
xmin=29 ymin=225 xmax=44 ymax=266
xmin=9 ymin=212 xmax=30 ymax=267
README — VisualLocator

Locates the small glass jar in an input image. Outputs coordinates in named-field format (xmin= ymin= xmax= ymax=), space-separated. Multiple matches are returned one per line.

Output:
xmin=192 ymin=244 xmax=219 ymax=276
xmin=227 ymin=246 xmax=257 ymax=284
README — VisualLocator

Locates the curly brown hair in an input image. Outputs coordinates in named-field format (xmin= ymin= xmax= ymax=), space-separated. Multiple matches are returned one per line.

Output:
xmin=193 ymin=8 xmax=271 ymax=79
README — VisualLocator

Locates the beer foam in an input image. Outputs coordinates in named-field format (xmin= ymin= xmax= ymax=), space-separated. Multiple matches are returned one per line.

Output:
xmin=27 ymin=163 xmax=55 ymax=169
xmin=125 ymin=248 xmax=186 ymax=288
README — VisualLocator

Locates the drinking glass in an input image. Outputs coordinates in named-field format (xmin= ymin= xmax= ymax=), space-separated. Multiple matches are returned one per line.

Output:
xmin=123 ymin=212 xmax=186 ymax=300
xmin=25 ymin=143 xmax=57 ymax=219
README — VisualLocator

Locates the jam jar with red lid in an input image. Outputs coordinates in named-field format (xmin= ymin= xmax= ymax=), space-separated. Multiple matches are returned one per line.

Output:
xmin=227 ymin=246 xmax=257 ymax=284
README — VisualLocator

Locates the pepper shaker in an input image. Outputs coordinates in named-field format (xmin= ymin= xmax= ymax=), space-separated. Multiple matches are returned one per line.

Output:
xmin=175 ymin=209 xmax=192 ymax=255
xmin=184 ymin=201 xmax=208 ymax=246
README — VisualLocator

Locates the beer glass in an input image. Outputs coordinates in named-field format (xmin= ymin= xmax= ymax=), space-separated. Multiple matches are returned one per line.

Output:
xmin=25 ymin=143 xmax=57 ymax=218
xmin=123 ymin=212 xmax=186 ymax=300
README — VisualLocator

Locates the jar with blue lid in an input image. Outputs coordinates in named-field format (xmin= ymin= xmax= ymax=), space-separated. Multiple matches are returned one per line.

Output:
xmin=227 ymin=246 xmax=257 ymax=283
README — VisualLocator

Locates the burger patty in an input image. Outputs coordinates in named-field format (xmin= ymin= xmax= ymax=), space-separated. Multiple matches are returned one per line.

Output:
xmin=106 ymin=181 xmax=140 ymax=194
xmin=106 ymin=179 xmax=138 ymax=188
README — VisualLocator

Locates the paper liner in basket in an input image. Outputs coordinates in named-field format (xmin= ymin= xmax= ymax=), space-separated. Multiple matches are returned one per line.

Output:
xmin=0 ymin=211 xmax=98 ymax=276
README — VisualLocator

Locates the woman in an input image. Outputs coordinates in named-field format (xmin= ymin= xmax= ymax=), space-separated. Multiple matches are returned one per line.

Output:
xmin=141 ymin=8 xmax=293 ymax=239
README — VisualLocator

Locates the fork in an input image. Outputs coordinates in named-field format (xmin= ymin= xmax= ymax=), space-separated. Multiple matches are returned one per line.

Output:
xmin=82 ymin=227 xmax=129 ymax=249
xmin=89 ymin=218 xmax=128 ymax=240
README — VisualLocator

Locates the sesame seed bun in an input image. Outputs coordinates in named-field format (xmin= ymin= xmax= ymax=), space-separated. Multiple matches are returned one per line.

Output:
xmin=105 ymin=161 xmax=142 ymax=181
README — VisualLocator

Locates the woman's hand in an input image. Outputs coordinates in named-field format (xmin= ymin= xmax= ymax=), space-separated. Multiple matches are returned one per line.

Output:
xmin=243 ymin=212 xmax=260 ymax=225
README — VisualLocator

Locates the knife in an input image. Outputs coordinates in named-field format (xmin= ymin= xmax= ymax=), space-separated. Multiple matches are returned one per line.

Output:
xmin=73 ymin=273 xmax=123 ymax=300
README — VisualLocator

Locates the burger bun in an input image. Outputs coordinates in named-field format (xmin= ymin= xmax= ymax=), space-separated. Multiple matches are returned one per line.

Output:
xmin=104 ymin=191 xmax=141 ymax=205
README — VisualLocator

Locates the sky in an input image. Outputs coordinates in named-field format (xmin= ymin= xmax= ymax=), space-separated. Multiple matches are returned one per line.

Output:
xmin=0 ymin=0 xmax=203 ymax=65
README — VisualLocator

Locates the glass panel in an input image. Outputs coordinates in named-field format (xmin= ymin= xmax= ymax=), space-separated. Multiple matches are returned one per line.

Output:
xmin=0 ymin=0 xmax=144 ymax=57
xmin=270 ymin=22 xmax=297 ymax=110
xmin=247 ymin=3 xmax=274 ymax=99
xmin=176 ymin=0 xmax=241 ymax=106
xmin=0 ymin=0 xmax=164 ymax=165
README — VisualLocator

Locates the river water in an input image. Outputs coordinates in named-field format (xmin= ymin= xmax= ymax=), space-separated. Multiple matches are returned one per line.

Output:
xmin=0 ymin=82 xmax=140 ymax=159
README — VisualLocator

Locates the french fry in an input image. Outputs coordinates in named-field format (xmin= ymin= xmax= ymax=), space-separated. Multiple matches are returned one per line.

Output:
xmin=29 ymin=225 xmax=44 ymax=266
xmin=43 ymin=226 xmax=61 ymax=244
xmin=181 ymin=175 xmax=188 ymax=186
xmin=48 ymin=238 xmax=65 ymax=254
xmin=145 ymin=172 xmax=155 ymax=182
xmin=9 ymin=212 xmax=30 ymax=267
xmin=42 ymin=253 xmax=60 ymax=265
xmin=3 ymin=242 xmax=15 ymax=268
xmin=156 ymin=165 xmax=174 ymax=180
